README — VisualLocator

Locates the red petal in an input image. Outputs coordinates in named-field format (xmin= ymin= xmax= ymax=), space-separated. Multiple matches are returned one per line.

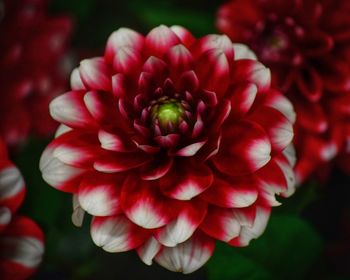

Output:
xmin=113 ymin=47 xmax=142 ymax=75
xmin=145 ymin=25 xmax=181 ymax=57
xmin=49 ymin=91 xmax=98 ymax=129
xmin=195 ymin=49 xmax=230 ymax=98
xmin=231 ymin=59 xmax=271 ymax=93
xmin=200 ymin=176 xmax=258 ymax=208
xmin=212 ymin=121 xmax=271 ymax=175
xmin=141 ymin=156 xmax=173 ymax=180
xmin=94 ymin=151 xmax=151 ymax=173
xmin=105 ymin=28 xmax=144 ymax=63
xmin=79 ymin=58 xmax=112 ymax=91
xmin=248 ymin=106 xmax=294 ymax=154
xmin=121 ymin=176 xmax=175 ymax=229
xmin=91 ymin=215 xmax=149 ymax=252
xmin=155 ymin=199 xmax=207 ymax=247
xmin=155 ymin=231 xmax=215 ymax=274
xmin=160 ymin=160 xmax=213 ymax=200
xmin=170 ymin=26 xmax=195 ymax=48
xmin=78 ymin=173 xmax=124 ymax=216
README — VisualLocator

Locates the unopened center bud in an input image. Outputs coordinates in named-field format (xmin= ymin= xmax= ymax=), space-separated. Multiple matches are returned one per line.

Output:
xmin=152 ymin=99 xmax=184 ymax=129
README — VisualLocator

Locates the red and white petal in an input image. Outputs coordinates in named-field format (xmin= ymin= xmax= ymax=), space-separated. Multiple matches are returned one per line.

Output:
xmin=282 ymin=144 xmax=297 ymax=168
xmin=145 ymin=25 xmax=181 ymax=57
xmin=173 ymin=140 xmax=207 ymax=157
xmin=91 ymin=215 xmax=148 ymax=253
xmin=54 ymin=124 xmax=72 ymax=138
xmin=49 ymin=91 xmax=97 ymax=129
xmin=137 ymin=237 xmax=162 ymax=265
xmin=229 ymin=206 xmax=271 ymax=247
xmin=83 ymin=90 xmax=120 ymax=125
xmin=78 ymin=173 xmax=123 ymax=216
xmin=256 ymin=159 xmax=288 ymax=206
xmin=160 ymin=160 xmax=213 ymax=200
xmin=72 ymin=195 xmax=85 ymax=227
xmin=113 ymin=47 xmax=142 ymax=75
xmin=201 ymin=207 xmax=241 ymax=242
xmin=263 ymin=90 xmax=296 ymax=123
xmin=200 ymin=176 xmax=258 ymax=208
xmin=0 ymin=207 xmax=11 ymax=232
xmin=193 ymin=34 xmax=234 ymax=63
xmin=98 ymin=129 xmax=130 ymax=152
xmin=233 ymin=43 xmax=257 ymax=60
xmin=141 ymin=156 xmax=173 ymax=180
xmin=94 ymin=151 xmax=150 ymax=173
xmin=0 ymin=216 xmax=44 ymax=279
xmin=70 ymin=68 xmax=86 ymax=90
xmin=40 ymin=147 xmax=85 ymax=192
xmin=165 ymin=44 xmax=194 ymax=79
xmin=0 ymin=164 xmax=25 ymax=213
xmin=275 ymin=157 xmax=296 ymax=198
xmin=79 ymin=57 xmax=111 ymax=91
xmin=154 ymin=232 xmax=215 ymax=274
xmin=212 ymin=121 xmax=271 ymax=175
xmin=249 ymin=106 xmax=294 ymax=154
xmin=121 ymin=176 xmax=174 ymax=229
xmin=229 ymin=83 xmax=257 ymax=117
xmin=105 ymin=27 xmax=144 ymax=63
xmin=170 ymin=26 xmax=195 ymax=48
xmin=195 ymin=49 xmax=230 ymax=98
xmin=231 ymin=59 xmax=271 ymax=93
xmin=155 ymin=200 xmax=207 ymax=247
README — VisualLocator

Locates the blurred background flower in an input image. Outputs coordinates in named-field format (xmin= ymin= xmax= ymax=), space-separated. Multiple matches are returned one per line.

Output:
xmin=217 ymin=0 xmax=350 ymax=184
xmin=0 ymin=139 xmax=44 ymax=279
xmin=0 ymin=0 xmax=72 ymax=148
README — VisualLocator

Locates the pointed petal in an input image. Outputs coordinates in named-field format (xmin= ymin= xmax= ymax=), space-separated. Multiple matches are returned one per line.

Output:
xmin=91 ymin=215 xmax=149 ymax=252
xmin=145 ymin=25 xmax=181 ymax=57
xmin=50 ymin=91 xmax=97 ymax=129
xmin=212 ymin=121 xmax=271 ymax=175
xmin=137 ymin=237 xmax=162 ymax=265
xmin=78 ymin=173 xmax=124 ymax=216
xmin=121 ymin=176 xmax=174 ymax=229
xmin=200 ymin=176 xmax=258 ymax=208
xmin=155 ymin=232 xmax=215 ymax=274
xmin=79 ymin=58 xmax=111 ymax=91
xmin=155 ymin=200 xmax=207 ymax=247
xmin=105 ymin=28 xmax=144 ymax=63
xmin=160 ymin=160 xmax=213 ymax=200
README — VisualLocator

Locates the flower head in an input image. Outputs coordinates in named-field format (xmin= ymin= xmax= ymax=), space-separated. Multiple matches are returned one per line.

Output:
xmin=0 ymin=0 xmax=72 ymax=146
xmin=0 ymin=139 xmax=44 ymax=279
xmin=217 ymin=0 xmax=350 ymax=183
xmin=40 ymin=25 xmax=295 ymax=273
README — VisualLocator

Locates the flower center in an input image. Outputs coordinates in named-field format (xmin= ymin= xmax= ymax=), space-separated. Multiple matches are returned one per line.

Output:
xmin=151 ymin=98 xmax=185 ymax=129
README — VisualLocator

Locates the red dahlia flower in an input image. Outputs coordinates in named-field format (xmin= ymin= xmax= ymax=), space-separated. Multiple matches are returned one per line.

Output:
xmin=0 ymin=0 xmax=72 ymax=146
xmin=217 ymin=0 xmax=350 ymax=183
xmin=0 ymin=139 xmax=44 ymax=280
xmin=40 ymin=25 xmax=296 ymax=273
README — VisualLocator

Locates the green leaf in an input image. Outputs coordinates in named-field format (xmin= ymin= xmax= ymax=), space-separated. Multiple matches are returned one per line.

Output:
xmin=128 ymin=3 xmax=216 ymax=36
xmin=207 ymin=215 xmax=323 ymax=280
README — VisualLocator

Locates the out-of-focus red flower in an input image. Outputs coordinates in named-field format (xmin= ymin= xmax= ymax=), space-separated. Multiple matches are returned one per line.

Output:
xmin=0 ymin=0 xmax=73 ymax=147
xmin=0 ymin=139 xmax=44 ymax=280
xmin=40 ymin=25 xmax=296 ymax=273
xmin=217 ymin=0 xmax=350 ymax=183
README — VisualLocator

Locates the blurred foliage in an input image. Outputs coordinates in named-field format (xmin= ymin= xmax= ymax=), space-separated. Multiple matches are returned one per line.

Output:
xmin=207 ymin=215 xmax=323 ymax=280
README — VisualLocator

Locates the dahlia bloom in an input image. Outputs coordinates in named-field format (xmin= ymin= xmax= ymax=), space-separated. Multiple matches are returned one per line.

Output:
xmin=40 ymin=25 xmax=296 ymax=273
xmin=0 ymin=139 xmax=44 ymax=279
xmin=217 ymin=0 xmax=350 ymax=183
xmin=0 ymin=0 xmax=72 ymax=146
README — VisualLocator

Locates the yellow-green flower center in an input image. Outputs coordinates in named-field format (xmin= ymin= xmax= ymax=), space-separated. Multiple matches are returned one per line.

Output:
xmin=152 ymin=99 xmax=184 ymax=129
